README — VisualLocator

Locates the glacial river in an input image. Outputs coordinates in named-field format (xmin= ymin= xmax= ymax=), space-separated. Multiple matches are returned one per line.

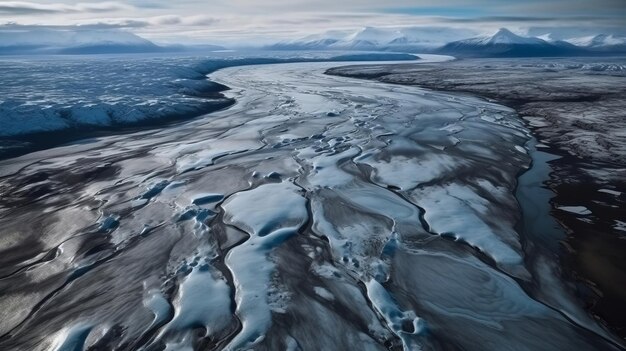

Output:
xmin=0 ymin=59 xmax=621 ymax=350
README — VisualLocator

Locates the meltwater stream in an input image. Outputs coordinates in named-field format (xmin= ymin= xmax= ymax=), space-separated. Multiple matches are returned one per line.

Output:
xmin=0 ymin=60 xmax=622 ymax=350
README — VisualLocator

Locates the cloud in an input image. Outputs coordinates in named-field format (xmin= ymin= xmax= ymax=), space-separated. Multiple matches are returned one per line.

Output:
xmin=0 ymin=1 xmax=132 ymax=15
xmin=0 ymin=14 xmax=219 ymax=31
xmin=526 ymin=25 xmax=626 ymax=39
xmin=444 ymin=16 xmax=615 ymax=23
xmin=148 ymin=15 xmax=218 ymax=26
xmin=502 ymin=0 xmax=626 ymax=17
xmin=0 ymin=21 xmax=149 ymax=30
xmin=0 ymin=0 xmax=623 ymax=45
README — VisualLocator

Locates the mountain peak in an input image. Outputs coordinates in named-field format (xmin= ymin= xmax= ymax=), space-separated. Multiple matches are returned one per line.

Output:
xmin=494 ymin=28 xmax=515 ymax=36
xmin=589 ymin=34 xmax=624 ymax=46
xmin=346 ymin=26 xmax=403 ymax=44
xmin=486 ymin=28 xmax=544 ymax=45
xmin=490 ymin=28 xmax=521 ymax=42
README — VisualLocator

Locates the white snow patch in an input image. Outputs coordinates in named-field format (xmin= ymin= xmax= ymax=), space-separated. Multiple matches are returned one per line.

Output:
xmin=409 ymin=183 xmax=523 ymax=269
xmin=557 ymin=206 xmax=592 ymax=216
xmin=598 ymin=189 xmax=622 ymax=196
xmin=314 ymin=287 xmax=335 ymax=301
xmin=160 ymin=266 xmax=231 ymax=336
xmin=614 ymin=220 xmax=626 ymax=232
xmin=222 ymin=182 xmax=308 ymax=350
xmin=365 ymin=279 xmax=424 ymax=350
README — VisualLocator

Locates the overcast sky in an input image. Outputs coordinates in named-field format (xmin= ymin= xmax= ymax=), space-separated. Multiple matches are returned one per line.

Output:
xmin=0 ymin=0 xmax=624 ymax=44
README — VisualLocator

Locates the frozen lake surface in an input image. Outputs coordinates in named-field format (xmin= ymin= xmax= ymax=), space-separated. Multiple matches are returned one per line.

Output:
xmin=0 ymin=57 xmax=622 ymax=350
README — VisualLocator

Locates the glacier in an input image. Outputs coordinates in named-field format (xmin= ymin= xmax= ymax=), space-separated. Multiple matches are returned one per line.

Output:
xmin=0 ymin=57 xmax=622 ymax=350
xmin=0 ymin=51 xmax=417 ymax=153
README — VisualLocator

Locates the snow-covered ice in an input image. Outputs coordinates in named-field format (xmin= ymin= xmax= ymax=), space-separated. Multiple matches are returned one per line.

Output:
xmin=0 ymin=52 xmax=418 ymax=141
xmin=0 ymin=56 xmax=620 ymax=350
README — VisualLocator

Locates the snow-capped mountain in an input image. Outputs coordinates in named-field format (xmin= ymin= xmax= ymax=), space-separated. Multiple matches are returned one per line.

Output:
xmin=269 ymin=27 xmax=394 ymax=51
xmin=437 ymin=28 xmax=586 ymax=57
xmin=563 ymin=34 xmax=626 ymax=53
xmin=344 ymin=27 xmax=404 ymax=44
xmin=268 ymin=26 xmax=626 ymax=56
xmin=566 ymin=34 xmax=625 ymax=47
xmin=465 ymin=28 xmax=546 ymax=46
xmin=0 ymin=28 xmax=163 ymax=54
xmin=536 ymin=34 xmax=555 ymax=42
xmin=268 ymin=26 xmax=475 ymax=52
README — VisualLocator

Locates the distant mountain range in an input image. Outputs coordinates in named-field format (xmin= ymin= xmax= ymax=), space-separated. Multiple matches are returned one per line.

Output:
xmin=2 ymin=26 xmax=625 ymax=57
xmin=269 ymin=26 xmax=471 ymax=52
xmin=0 ymin=28 xmax=225 ymax=55
xmin=436 ymin=28 xmax=586 ymax=57
xmin=560 ymin=34 xmax=626 ymax=53
xmin=269 ymin=27 xmax=626 ymax=57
